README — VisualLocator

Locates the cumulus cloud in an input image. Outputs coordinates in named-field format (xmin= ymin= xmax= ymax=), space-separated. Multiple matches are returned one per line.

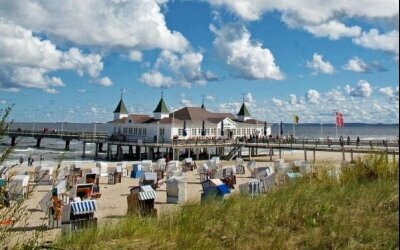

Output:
xmin=272 ymin=98 xmax=285 ymax=107
xmin=244 ymin=92 xmax=255 ymax=103
xmin=325 ymin=89 xmax=346 ymax=103
xmin=0 ymin=20 xmax=108 ymax=91
xmin=94 ymin=77 xmax=113 ymax=87
xmin=379 ymin=86 xmax=399 ymax=101
xmin=205 ymin=95 xmax=215 ymax=101
xmin=304 ymin=21 xmax=361 ymax=40
xmin=206 ymin=0 xmax=398 ymax=23
xmin=139 ymin=71 xmax=174 ymax=87
xmin=206 ymin=1 xmax=399 ymax=56
xmin=344 ymin=80 xmax=373 ymax=97
xmin=306 ymin=89 xmax=321 ymax=103
xmin=353 ymin=29 xmax=399 ymax=56
xmin=140 ymin=50 xmax=217 ymax=88
xmin=210 ymin=23 xmax=284 ymax=80
xmin=128 ymin=50 xmax=143 ymax=62
xmin=0 ymin=0 xmax=189 ymax=53
xmin=306 ymin=53 xmax=335 ymax=75
xmin=343 ymin=57 xmax=370 ymax=72
xmin=289 ymin=94 xmax=297 ymax=105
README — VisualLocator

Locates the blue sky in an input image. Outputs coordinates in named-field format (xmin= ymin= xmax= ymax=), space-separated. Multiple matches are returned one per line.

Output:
xmin=0 ymin=0 xmax=398 ymax=123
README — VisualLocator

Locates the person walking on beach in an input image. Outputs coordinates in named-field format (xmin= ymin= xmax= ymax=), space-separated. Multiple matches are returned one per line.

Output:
xmin=356 ymin=136 xmax=360 ymax=148
xmin=27 ymin=156 xmax=32 ymax=166
xmin=19 ymin=156 xmax=24 ymax=165
xmin=347 ymin=136 xmax=351 ymax=146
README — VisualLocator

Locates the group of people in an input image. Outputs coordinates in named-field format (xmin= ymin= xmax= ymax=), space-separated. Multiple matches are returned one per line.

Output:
xmin=327 ymin=136 xmax=361 ymax=147
xmin=19 ymin=155 xmax=44 ymax=166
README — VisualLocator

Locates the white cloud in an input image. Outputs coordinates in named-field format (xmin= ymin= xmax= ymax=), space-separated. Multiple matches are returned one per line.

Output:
xmin=306 ymin=53 xmax=335 ymax=75
xmin=0 ymin=0 xmax=189 ymax=53
xmin=128 ymin=50 xmax=143 ymax=62
xmin=210 ymin=23 xmax=284 ymax=80
xmin=304 ymin=21 xmax=361 ymax=40
xmin=306 ymin=89 xmax=321 ymax=104
xmin=0 ymin=20 xmax=107 ymax=91
xmin=94 ymin=77 xmax=113 ymax=87
xmin=77 ymin=88 xmax=87 ymax=93
xmin=272 ymin=98 xmax=285 ymax=107
xmin=344 ymin=80 xmax=373 ymax=97
xmin=139 ymin=71 xmax=174 ymax=87
xmin=379 ymin=86 xmax=399 ymax=101
xmin=353 ymin=29 xmax=399 ymax=56
xmin=206 ymin=1 xmax=399 ymax=55
xmin=141 ymin=50 xmax=216 ymax=87
xmin=244 ymin=92 xmax=255 ymax=103
xmin=45 ymin=88 xmax=60 ymax=94
xmin=343 ymin=57 xmax=370 ymax=72
xmin=289 ymin=94 xmax=297 ymax=105
xmin=180 ymin=98 xmax=193 ymax=107
xmin=205 ymin=95 xmax=215 ymax=101
xmin=325 ymin=89 xmax=346 ymax=102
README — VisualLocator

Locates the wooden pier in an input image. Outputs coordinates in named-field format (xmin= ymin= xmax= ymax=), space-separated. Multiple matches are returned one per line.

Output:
xmin=6 ymin=129 xmax=399 ymax=162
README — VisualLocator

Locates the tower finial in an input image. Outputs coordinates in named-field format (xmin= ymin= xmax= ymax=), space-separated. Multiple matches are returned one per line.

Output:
xmin=242 ymin=93 xmax=246 ymax=103
xmin=161 ymin=85 xmax=166 ymax=98
xmin=120 ymin=88 xmax=124 ymax=100
xmin=202 ymin=94 xmax=205 ymax=105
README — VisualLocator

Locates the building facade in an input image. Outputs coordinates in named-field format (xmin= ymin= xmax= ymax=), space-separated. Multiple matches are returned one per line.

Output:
xmin=109 ymin=96 xmax=272 ymax=141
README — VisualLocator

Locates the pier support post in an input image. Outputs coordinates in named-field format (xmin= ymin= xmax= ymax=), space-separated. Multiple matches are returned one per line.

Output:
xmin=279 ymin=148 xmax=282 ymax=159
xmin=107 ymin=144 xmax=112 ymax=160
xmin=98 ymin=143 xmax=103 ymax=152
xmin=65 ymin=140 xmax=70 ymax=151
xmin=148 ymin=148 xmax=154 ymax=160
xmin=36 ymin=138 xmax=42 ymax=148
xmin=136 ymin=146 xmax=141 ymax=160
xmin=304 ymin=149 xmax=307 ymax=161
xmin=249 ymin=148 xmax=252 ymax=160
xmin=196 ymin=148 xmax=200 ymax=160
xmin=11 ymin=137 xmax=16 ymax=146
xmin=117 ymin=145 xmax=123 ymax=160
xmin=82 ymin=142 xmax=86 ymax=157
xmin=95 ymin=143 xmax=99 ymax=158
xmin=129 ymin=146 xmax=133 ymax=158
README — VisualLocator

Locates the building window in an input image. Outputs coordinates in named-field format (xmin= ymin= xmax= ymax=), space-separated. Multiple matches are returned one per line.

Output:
xmin=178 ymin=129 xmax=183 ymax=136
xmin=128 ymin=119 xmax=132 ymax=123
xmin=160 ymin=128 xmax=165 ymax=136
xmin=123 ymin=127 xmax=127 ymax=134
xmin=134 ymin=128 xmax=138 ymax=135
xmin=192 ymin=128 xmax=196 ymax=136
xmin=211 ymin=128 xmax=215 ymax=135
xmin=205 ymin=128 xmax=210 ymax=135
xmin=128 ymin=128 xmax=133 ymax=134
xmin=138 ymin=128 xmax=142 ymax=135
xmin=143 ymin=128 xmax=147 ymax=136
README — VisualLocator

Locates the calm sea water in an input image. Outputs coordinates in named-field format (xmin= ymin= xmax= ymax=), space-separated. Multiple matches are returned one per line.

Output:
xmin=1 ymin=122 xmax=398 ymax=165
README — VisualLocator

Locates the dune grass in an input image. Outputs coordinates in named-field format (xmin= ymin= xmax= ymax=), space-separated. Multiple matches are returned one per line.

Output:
xmin=56 ymin=154 xmax=399 ymax=249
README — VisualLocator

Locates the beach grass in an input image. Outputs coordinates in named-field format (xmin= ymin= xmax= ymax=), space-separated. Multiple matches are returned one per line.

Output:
xmin=55 ymin=154 xmax=399 ymax=249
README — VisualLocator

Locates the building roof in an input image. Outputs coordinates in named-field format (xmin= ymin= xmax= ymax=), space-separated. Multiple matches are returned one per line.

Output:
xmin=110 ymin=114 xmax=151 ymax=124
xmin=237 ymin=103 xmax=250 ymax=117
xmin=170 ymin=107 xmax=236 ymax=121
xmin=153 ymin=98 xmax=170 ymax=114
xmin=113 ymin=99 xmax=128 ymax=114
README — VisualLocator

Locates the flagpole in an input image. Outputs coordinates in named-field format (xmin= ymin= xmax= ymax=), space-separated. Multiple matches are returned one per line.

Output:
xmin=292 ymin=115 xmax=295 ymax=138
xmin=335 ymin=111 xmax=338 ymax=138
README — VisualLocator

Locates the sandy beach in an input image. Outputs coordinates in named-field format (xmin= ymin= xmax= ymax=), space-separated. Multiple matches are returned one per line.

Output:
xmin=1 ymin=150 xmax=376 ymax=247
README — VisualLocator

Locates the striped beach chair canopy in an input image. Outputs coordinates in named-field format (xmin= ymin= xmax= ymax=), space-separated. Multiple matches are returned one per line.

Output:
xmin=71 ymin=200 xmax=96 ymax=215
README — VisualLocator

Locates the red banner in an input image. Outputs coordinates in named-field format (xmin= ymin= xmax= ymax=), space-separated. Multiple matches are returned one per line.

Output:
xmin=335 ymin=112 xmax=344 ymax=127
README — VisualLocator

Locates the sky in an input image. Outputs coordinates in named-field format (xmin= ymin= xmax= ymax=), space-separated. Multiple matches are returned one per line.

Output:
xmin=0 ymin=0 xmax=399 ymax=124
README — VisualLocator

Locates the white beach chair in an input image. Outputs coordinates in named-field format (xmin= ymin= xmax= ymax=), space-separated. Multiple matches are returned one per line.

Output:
xmin=246 ymin=160 xmax=257 ymax=177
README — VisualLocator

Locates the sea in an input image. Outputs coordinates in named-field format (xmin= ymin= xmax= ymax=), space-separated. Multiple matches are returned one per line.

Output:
xmin=1 ymin=122 xmax=398 ymax=166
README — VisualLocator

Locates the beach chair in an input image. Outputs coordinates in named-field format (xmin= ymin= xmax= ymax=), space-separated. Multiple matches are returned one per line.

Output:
xmin=201 ymin=179 xmax=230 ymax=201
xmin=259 ymin=172 xmax=276 ymax=193
xmin=9 ymin=175 xmax=29 ymax=200
xmin=155 ymin=158 xmax=166 ymax=172
xmin=239 ymin=180 xmax=261 ymax=198
xmin=246 ymin=160 xmax=257 ymax=177
xmin=141 ymin=160 xmax=153 ymax=172
xmin=96 ymin=162 xmax=108 ymax=177
xmin=166 ymin=176 xmax=186 ymax=204
xmin=131 ymin=164 xmax=143 ymax=179
xmin=127 ymin=185 xmax=157 ymax=217
xmin=140 ymin=172 xmax=158 ymax=189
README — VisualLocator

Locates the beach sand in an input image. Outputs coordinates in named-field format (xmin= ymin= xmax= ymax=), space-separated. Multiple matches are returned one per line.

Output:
xmin=2 ymin=150 xmax=370 ymax=247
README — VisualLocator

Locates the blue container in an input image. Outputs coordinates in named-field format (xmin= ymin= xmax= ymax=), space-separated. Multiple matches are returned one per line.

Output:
xmin=0 ymin=178 xmax=6 ymax=187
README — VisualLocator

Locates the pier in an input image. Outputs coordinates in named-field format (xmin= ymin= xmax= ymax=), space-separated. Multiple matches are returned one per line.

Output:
xmin=6 ymin=129 xmax=399 ymax=162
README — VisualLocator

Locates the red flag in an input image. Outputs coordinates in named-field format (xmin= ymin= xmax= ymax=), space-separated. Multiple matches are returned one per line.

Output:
xmin=336 ymin=112 xmax=344 ymax=127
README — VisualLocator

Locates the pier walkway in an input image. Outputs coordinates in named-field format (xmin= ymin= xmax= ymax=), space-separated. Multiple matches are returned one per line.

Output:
xmin=6 ymin=129 xmax=399 ymax=161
